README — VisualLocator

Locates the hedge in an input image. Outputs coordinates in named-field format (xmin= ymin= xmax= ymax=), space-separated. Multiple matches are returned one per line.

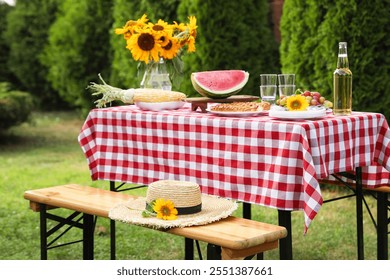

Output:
xmin=0 ymin=83 xmax=34 ymax=130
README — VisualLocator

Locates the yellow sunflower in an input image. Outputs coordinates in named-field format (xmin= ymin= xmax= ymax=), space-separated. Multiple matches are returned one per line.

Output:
xmin=126 ymin=30 xmax=161 ymax=63
xmin=186 ymin=16 xmax=197 ymax=52
xmin=153 ymin=198 xmax=178 ymax=220
xmin=149 ymin=20 xmax=173 ymax=43
xmin=286 ymin=95 xmax=309 ymax=111
xmin=115 ymin=14 xmax=149 ymax=40
xmin=160 ymin=37 xmax=181 ymax=60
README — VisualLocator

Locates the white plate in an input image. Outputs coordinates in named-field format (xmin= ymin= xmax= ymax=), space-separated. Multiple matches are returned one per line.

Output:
xmin=135 ymin=101 xmax=185 ymax=111
xmin=206 ymin=109 xmax=268 ymax=117
xmin=269 ymin=107 xmax=326 ymax=120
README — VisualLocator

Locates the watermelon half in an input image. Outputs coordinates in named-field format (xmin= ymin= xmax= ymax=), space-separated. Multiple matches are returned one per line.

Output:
xmin=191 ymin=70 xmax=249 ymax=99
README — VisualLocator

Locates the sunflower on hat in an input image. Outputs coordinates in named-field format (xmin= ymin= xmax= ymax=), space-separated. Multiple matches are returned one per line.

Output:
xmin=142 ymin=198 xmax=178 ymax=220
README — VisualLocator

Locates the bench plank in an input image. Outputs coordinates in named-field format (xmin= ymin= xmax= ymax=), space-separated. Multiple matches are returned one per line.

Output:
xmin=24 ymin=184 xmax=287 ymax=260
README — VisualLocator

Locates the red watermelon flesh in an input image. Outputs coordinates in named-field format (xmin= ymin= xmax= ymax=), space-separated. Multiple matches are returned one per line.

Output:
xmin=191 ymin=70 xmax=249 ymax=99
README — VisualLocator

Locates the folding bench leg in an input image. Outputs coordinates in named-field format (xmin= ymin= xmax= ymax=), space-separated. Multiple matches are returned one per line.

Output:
xmin=377 ymin=192 xmax=388 ymax=260
xmin=39 ymin=204 xmax=48 ymax=260
xmin=83 ymin=214 xmax=94 ymax=260
xmin=207 ymin=244 xmax=222 ymax=260
xmin=355 ymin=167 xmax=364 ymax=260
xmin=185 ymin=238 xmax=194 ymax=260
xmin=110 ymin=220 xmax=116 ymax=260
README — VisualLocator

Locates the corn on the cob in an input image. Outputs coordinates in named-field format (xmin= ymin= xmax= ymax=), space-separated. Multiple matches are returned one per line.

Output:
xmin=133 ymin=89 xmax=186 ymax=103
xmin=88 ymin=74 xmax=186 ymax=108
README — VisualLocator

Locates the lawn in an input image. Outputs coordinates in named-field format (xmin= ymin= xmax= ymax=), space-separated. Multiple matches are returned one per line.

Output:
xmin=0 ymin=111 xmax=386 ymax=260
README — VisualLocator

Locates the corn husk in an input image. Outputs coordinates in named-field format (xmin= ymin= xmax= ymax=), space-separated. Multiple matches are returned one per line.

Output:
xmin=88 ymin=74 xmax=186 ymax=108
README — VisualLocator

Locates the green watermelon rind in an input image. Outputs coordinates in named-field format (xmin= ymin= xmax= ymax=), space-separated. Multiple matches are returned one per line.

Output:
xmin=191 ymin=70 xmax=249 ymax=99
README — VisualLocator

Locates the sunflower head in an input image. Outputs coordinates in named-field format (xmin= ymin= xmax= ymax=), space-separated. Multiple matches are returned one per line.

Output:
xmin=152 ymin=198 xmax=178 ymax=220
xmin=116 ymin=15 xmax=196 ymax=62
xmin=127 ymin=30 xmax=161 ymax=63
xmin=286 ymin=95 xmax=310 ymax=111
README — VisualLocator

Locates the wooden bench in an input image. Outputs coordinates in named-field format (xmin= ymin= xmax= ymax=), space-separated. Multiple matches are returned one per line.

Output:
xmin=24 ymin=184 xmax=287 ymax=260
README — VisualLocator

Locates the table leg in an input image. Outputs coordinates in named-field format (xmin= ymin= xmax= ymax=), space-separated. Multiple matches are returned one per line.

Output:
xmin=355 ymin=167 xmax=364 ymax=260
xmin=243 ymin=202 xmax=251 ymax=219
xmin=278 ymin=210 xmax=292 ymax=260
xmin=377 ymin=192 xmax=388 ymax=260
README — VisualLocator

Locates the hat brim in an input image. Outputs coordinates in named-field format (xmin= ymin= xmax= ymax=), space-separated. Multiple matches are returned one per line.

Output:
xmin=109 ymin=195 xmax=238 ymax=229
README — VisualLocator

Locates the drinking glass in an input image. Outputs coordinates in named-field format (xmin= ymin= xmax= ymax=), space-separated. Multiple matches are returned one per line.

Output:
xmin=260 ymin=85 xmax=277 ymax=104
xmin=278 ymin=74 xmax=295 ymax=85
xmin=260 ymin=74 xmax=277 ymax=85
xmin=278 ymin=85 xmax=296 ymax=98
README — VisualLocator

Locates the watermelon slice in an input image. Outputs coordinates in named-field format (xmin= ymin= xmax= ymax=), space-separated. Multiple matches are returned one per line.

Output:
xmin=191 ymin=70 xmax=249 ymax=99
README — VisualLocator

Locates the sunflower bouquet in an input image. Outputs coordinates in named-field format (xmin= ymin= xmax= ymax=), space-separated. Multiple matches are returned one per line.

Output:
xmin=115 ymin=14 xmax=197 ymax=64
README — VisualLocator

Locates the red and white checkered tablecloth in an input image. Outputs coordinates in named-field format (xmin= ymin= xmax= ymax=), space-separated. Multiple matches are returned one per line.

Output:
xmin=78 ymin=104 xmax=390 ymax=232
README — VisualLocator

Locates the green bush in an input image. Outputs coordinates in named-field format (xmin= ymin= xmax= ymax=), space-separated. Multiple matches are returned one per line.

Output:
xmin=0 ymin=83 xmax=34 ymax=130
xmin=177 ymin=0 xmax=279 ymax=97
xmin=0 ymin=3 xmax=15 ymax=84
xmin=280 ymin=0 xmax=390 ymax=118
xmin=4 ymin=0 xmax=62 ymax=108
xmin=109 ymin=0 xmax=143 ymax=90
xmin=41 ymin=0 xmax=113 ymax=113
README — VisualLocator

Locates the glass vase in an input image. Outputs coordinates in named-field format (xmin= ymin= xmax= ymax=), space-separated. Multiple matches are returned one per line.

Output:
xmin=140 ymin=57 xmax=172 ymax=91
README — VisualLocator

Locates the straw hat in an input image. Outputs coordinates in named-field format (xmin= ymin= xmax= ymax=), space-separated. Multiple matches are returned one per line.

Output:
xmin=109 ymin=180 xmax=238 ymax=229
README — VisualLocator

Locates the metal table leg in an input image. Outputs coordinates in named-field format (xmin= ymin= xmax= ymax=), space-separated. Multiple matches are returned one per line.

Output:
xmin=278 ymin=210 xmax=292 ymax=260
xmin=243 ymin=202 xmax=251 ymax=219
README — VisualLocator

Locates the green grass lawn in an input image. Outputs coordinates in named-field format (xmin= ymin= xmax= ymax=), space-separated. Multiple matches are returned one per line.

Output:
xmin=0 ymin=111 xmax=387 ymax=260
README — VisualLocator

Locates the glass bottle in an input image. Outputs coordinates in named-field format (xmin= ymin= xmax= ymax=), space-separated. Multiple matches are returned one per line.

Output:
xmin=333 ymin=42 xmax=353 ymax=115
xmin=140 ymin=57 xmax=172 ymax=91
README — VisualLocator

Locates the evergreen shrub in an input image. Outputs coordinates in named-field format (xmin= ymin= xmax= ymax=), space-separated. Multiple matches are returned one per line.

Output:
xmin=177 ymin=0 xmax=279 ymax=97
xmin=280 ymin=0 xmax=390 ymax=118
xmin=41 ymin=0 xmax=113 ymax=113
xmin=0 ymin=83 xmax=34 ymax=130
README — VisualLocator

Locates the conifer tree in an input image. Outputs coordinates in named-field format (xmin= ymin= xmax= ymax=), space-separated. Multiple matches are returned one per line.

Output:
xmin=41 ymin=0 xmax=113 ymax=111
xmin=4 ymin=0 xmax=62 ymax=108
xmin=281 ymin=0 xmax=390 ymax=117
xmin=178 ymin=0 xmax=279 ymax=97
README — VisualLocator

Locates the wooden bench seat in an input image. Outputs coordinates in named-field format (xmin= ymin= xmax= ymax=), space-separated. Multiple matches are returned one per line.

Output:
xmin=24 ymin=184 xmax=287 ymax=260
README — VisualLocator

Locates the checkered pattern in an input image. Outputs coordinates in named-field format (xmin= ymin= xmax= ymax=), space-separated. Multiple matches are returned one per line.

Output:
xmin=78 ymin=104 xmax=390 ymax=231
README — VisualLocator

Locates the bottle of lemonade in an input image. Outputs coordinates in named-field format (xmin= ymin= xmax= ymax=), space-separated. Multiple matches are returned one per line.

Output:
xmin=333 ymin=42 xmax=353 ymax=115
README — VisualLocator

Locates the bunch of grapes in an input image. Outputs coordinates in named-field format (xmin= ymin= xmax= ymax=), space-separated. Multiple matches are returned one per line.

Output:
xmin=276 ymin=90 xmax=333 ymax=108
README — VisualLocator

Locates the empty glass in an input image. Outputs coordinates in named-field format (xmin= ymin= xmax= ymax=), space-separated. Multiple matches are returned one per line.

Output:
xmin=279 ymin=85 xmax=296 ymax=98
xmin=278 ymin=74 xmax=295 ymax=86
xmin=260 ymin=74 xmax=277 ymax=104
xmin=260 ymin=85 xmax=277 ymax=104
xmin=278 ymin=74 xmax=296 ymax=98
xmin=260 ymin=74 xmax=277 ymax=85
